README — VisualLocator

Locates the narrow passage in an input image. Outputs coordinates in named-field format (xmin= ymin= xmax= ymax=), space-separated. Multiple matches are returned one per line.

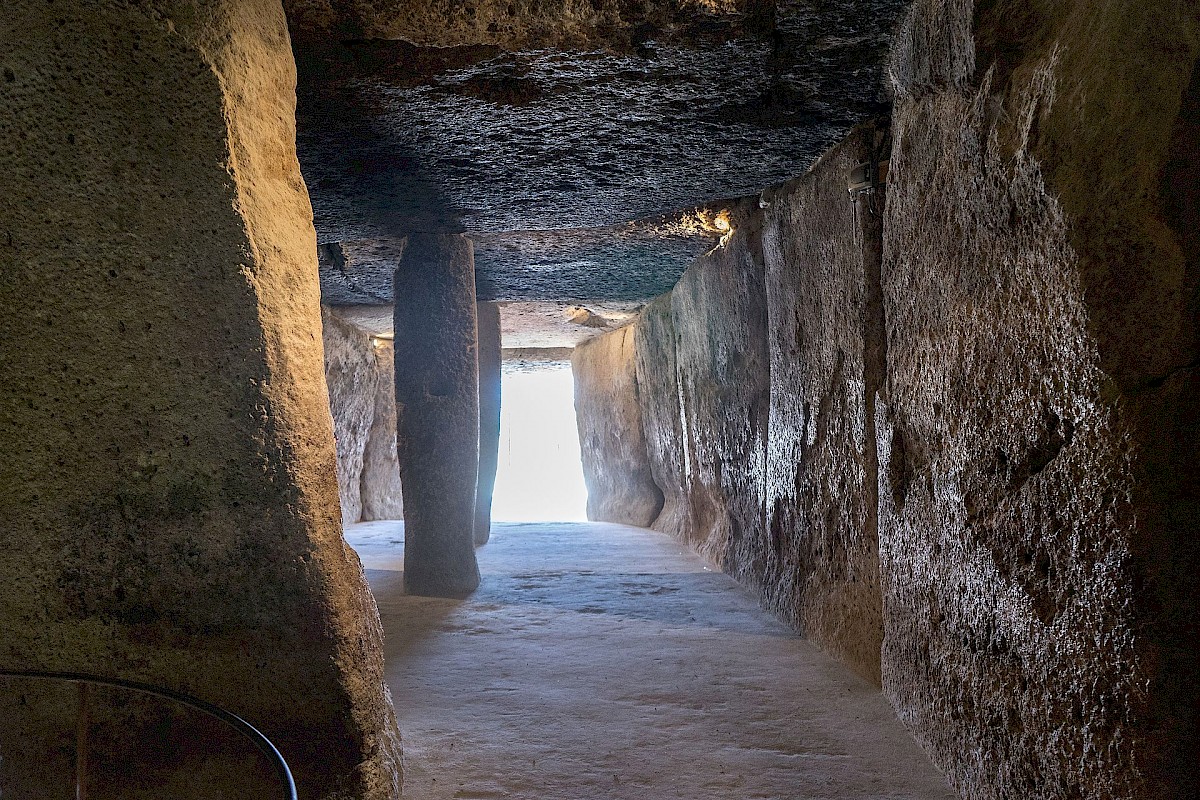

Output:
xmin=347 ymin=521 xmax=954 ymax=800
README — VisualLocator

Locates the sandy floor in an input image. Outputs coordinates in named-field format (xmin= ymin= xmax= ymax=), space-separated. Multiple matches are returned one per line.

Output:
xmin=346 ymin=521 xmax=954 ymax=800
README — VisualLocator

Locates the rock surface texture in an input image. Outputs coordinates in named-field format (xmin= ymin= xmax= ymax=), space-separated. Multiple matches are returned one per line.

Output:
xmin=574 ymin=2 xmax=1200 ymax=796
xmin=360 ymin=339 xmax=407 ymax=522
xmin=572 ymin=324 xmax=663 ymax=527
xmin=283 ymin=0 xmax=911 ymax=303
xmin=877 ymin=1 xmax=1200 ymax=797
xmin=393 ymin=234 xmax=482 ymax=596
xmin=323 ymin=308 xmax=405 ymax=523
xmin=759 ymin=126 xmax=888 ymax=683
xmin=0 ymin=2 xmax=402 ymax=798
xmin=576 ymin=127 xmax=887 ymax=682
xmin=323 ymin=307 xmax=383 ymax=525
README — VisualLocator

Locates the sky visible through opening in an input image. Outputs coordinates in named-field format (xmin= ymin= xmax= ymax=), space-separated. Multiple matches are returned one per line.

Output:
xmin=491 ymin=364 xmax=589 ymax=521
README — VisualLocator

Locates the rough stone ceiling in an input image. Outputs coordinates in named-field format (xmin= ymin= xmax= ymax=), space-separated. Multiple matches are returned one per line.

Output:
xmin=331 ymin=301 xmax=642 ymax=349
xmin=287 ymin=0 xmax=908 ymax=304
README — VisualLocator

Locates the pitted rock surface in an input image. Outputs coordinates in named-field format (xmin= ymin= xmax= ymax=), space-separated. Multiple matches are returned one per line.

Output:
xmin=287 ymin=0 xmax=909 ymax=301
xmin=877 ymin=2 xmax=1200 ymax=797
xmin=316 ymin=216 xmax=723 ymax=305
xmin=573 ymin=324 xmax=664 ymax=527
xmin=0 ymin=3 xmax=402 ymax=797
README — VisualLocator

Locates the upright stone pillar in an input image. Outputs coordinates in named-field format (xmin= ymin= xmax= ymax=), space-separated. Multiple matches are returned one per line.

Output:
xmin=394 ymin=234 xmax=482 ymax=595
xmin=0 ymin=2 xmax=401 ymax=798
xmin=475 ymin=301 xmax=503 ymax=546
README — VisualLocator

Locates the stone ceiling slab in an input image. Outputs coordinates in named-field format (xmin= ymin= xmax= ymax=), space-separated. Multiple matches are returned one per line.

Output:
xmin=328 ymin=300 xmax=640 ymax=349
xmin=288 ymin=0 xmax=909 ymax=301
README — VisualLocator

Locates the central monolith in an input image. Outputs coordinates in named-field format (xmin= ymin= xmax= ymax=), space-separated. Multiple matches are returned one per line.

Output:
xmin=394 ymin=233 xmax=482 ymax=596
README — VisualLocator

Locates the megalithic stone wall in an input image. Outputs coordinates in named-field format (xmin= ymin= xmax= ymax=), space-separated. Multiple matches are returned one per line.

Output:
xmin=574 ymin=6 xmax=1199 ymax=786
xmin=361 ymin=337 xmax=406 ymax=521
xmin=574 ymin=126 xmax=888 ymax=684
xmin=0 ymin=2 xmax=402 ymax=798
xmin=323 ymin=307 xmax=383 ymax=525
xmin=322 ymin=307 xmax=404 ymax=524
xmin=573 ymin=322 xmax=664 ymax=528
xmin=879 ymin=1 xmax=1199 ymax=797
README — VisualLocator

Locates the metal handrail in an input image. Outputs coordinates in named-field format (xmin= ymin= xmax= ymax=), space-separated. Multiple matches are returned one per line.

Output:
xmin=0 ymin=670 xmax=297 ymax=800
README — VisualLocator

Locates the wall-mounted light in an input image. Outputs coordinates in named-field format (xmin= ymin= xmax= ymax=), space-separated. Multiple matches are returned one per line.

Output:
xmin=848 ymin=160 xmax=889 ymax=201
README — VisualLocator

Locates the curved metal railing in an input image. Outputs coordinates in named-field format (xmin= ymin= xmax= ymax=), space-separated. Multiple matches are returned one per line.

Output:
xmin=0 ymin=670 xmax=297 ymax=800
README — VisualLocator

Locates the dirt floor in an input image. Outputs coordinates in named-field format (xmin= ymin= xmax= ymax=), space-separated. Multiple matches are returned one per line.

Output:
xmin=346 ymin=521 xmax=955 ymax=800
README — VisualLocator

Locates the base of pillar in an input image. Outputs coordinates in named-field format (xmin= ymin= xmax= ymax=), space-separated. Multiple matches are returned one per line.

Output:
xmin=403 ymin=562 xmax=481 ymax=598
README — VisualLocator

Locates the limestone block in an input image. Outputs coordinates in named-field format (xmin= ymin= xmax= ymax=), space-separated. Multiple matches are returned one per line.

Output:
xmin=572 ymin=323 xmax=664 ymax=528
xmin=393 ymin=233 xmax=481 ymax=596
xmin=0 ymin=2 xmax=401 ymax=797
xmin=360 ymin=339 xmax=405 ymax=521
xmin=633 ymin=294 xmax=692 ymax=539
xmin=658 ymin=197 xmax=771 ymax=568
xmin=322 ymin=307 xmax=381 ymax=525
xmin=879 ymin=1 xmax=1199 ymax=796
xmin=760 ymin=124 xmax=888 ymax=684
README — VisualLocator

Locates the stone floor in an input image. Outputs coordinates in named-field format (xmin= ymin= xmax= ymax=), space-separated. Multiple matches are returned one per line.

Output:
xmin=346 ymin=521 xmax=955 ymax=800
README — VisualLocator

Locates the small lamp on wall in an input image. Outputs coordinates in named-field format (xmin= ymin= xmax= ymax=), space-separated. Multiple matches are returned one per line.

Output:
xmin=848 ymin=160 xmax=890 ymax=201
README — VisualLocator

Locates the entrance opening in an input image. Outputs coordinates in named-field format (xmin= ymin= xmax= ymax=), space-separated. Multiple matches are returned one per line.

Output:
xmin=491 ymin=363 xmax=588 ymax=522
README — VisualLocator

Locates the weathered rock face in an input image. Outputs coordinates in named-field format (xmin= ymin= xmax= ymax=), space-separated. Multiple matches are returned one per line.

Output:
xmin=286 ymin=0 xmax=777 ymax=52
xmin=285 ymin=0 xmax=910 ymax=305
xmin=632 ymin=293 xmax=692 ymax=539
xmin=323 ymin=309 xmax=404 ymax=523
xmin=287 ymin=1 xmax=904 ymax=235
xmin=652 ymin=197 xmax=771 ymax=566
xmin=475 ymin=301 xmax=502 ymax=545
xmin=759 ymin=126 xmax=887 ymax=682
xmin=394 ymin=234 xmax=482 ymax=596
xmin=361 ymin=339 xmax=406 ymax=521
xmin=609 ymin=130 xmax=887 ymax=683
xmin=323 ymin=308 xmax=382 ymax=525
xmin=0 ymin=2 xmax=401 ymax=798
xmin=878 ymin=1 xmax=1199 ymax=797
xmin=572 ymin=324 xmax=664 ymax=527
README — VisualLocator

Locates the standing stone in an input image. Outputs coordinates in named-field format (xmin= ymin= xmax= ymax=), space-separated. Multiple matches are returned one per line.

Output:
xmin=361 ymin=338 xmax=406 ymax=521
xmin=573 ymin=322 xmax=664 ymax=527
xmin=322 ymin=307 xmax=383 ymax=525
xmin=0 ymin=2 xmax=401 ymax=798
xmin=879 ymin=1 xmax=1199 ymax=796
xmin=475 ymin=301 xmax=503 ymax=546
xmin=394 ymin=234 xmax=482 ymax=596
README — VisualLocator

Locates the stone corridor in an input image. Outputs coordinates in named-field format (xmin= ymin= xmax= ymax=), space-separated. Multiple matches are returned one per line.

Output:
xmin=347 ymin=521 xmax=955 ymax=800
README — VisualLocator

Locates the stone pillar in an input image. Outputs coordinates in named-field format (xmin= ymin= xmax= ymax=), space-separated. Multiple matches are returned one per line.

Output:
xmin=475 ymin=301 xmax=503 ymax=545
xmin=393 ymin=234 xmax=482 ymax=595
xmin=0 ymin=2 xmax=401 ymax=798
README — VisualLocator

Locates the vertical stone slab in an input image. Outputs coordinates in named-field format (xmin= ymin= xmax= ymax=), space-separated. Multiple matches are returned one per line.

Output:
xmin=322 ymin=307 xmax=383 ymax=525
xmin=393 ymin=233 xmax=481 ymax=596
xmin=634 ymin=293 xmax=692 ymax=538
xmin=475 ymin=301 xmax=502 ymax=545
xmin=667 ymin=199 xmax=771 ymax=570
xmin=880 ymin=1 xmax=1199 ymax=796
xmin=573 ymin=323 xmax=664 ymax=527
xmin=361 ymin=338 xmax=406 ymax=521
xmin=759 ymin=123 xmax=887 ymax=684
xmin=0 ymin=2 xmax=401 ymax=798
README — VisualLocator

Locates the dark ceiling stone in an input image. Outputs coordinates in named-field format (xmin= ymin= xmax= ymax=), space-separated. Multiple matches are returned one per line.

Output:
xmin=288 ymin=0 xmax=910 ymax=301
xmin=317 ymin=210 xmax=728 ymax=304
xmin=474 ymin=215 xmax=722 ymax=301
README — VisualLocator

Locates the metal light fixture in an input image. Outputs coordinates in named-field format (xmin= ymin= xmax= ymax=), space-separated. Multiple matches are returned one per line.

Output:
xmin=848 ymin=159 xmax=890 ymax=201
